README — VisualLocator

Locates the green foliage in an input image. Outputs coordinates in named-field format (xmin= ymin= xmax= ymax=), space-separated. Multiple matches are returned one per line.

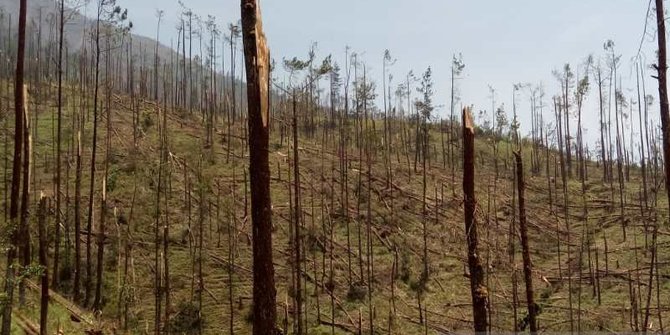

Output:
xmin=517 ymin=303 xmax=542 ymax=331
xmin=169 ymin=301 xmax=203 ymax=334
xmin=452 ymin=53 xmax=465 ymax=76
xmin=283 ymin=57 xmax=310 ymax=73
xmin=495 ymin=105 xmax=509 ymax=139
xmin=20 ymin=263 xmax=45 ymax=279
xmin=6 ymin=60 xmax=668 ymax=334
xmin=283 ymin=45 xmax=333 ymax=89
xmin=176 ymin=106 xmax=190 ymax=120
xmin=228 ymin=23 xmax=241 ymax=40
xmin=0 ymin=292 xmax=8 ymax=311
xmin=346 ymin=281 xmax=367 ymax=302
xmin=576 ymin=75 xmax=590 ymax=100
xmin=415 ymin=67 xmax=434 ymax=121
xmin=355 ymin=75 xmax=377 ymax=110
xmin=106 ymin=168 xmax=119 ymax=193
xmin=398 ymin=248 xmax=412 ymax=284
xmin=306 ymin=226 xmax=325 ymax=253
xmin=409 ymin=278 xmax=422 ymax=292
xmin=58 ymin=261 xmax=72 ymax=283
xmin=141 ymin=112 xmax=154 ymax=132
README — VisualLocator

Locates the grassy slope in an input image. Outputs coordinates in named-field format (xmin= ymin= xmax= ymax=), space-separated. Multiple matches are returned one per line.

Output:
xmin=3 ymin=84 xmax=669 ymax=334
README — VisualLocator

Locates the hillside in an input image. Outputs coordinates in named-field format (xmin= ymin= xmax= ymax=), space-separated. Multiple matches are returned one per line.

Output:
xmin=1 ymin=1 xmax=669 ymax=334
xmin=0 ymin=76 xmax=667 ymax=334
xmin=0 ymin=0 xmax=177 ymax=62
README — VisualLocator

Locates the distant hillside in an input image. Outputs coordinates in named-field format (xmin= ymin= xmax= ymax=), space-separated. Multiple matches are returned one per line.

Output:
xmin=0 ymin=0 xmax=248 ymax=113
xmin=4 ymin=71 xmax=667 ymax=334
xmin=0 ymin=0 xmax=178 ymax=63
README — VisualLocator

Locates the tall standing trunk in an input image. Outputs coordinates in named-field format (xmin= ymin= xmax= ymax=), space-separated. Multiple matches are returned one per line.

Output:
xmin=564 ymin=76 xmax=572 ymax=178
xmin=241 ymin=1 xmax=277 ymax=334
xmin=154 ymin=108 xmax=164 ymax=335
xmin=462 ymin=107 xmax=488 ymax=332
xmin=636 ymin=64 xmax=649 ymax=209
xmin=383 ymin=56 xmax=392 ymax=186
xmin=163 ymin=89 xmax=172 ymax=334
xmin=38 ymin=195 xmax=48 ymax=335
xmin=651 ymin=9 xmax=670 ymax=330
xmin=654 ymin=0 xmax=670 ymax=208
xmin=514 ymin=152 xmax=537 ymax=333
xmin=596 ymin=69 xmax=608 ymax=182
xmin=291 ymin=92 xmax=303 ymax=335
xmin=450 ymin=64 xmax=456 ymax=184
xmin=196 ymin=161 xmax=204 ymax=335
xmin=94 ymin=79 xmax=112 ymax=311
xmin=53 ymin=0 xmax=65 ymax=289
xmin=554 ymin=98 xmax=565 ymax=279
xmin=365 ymin=72 xmax=375 ymax=334
xmin=2 ymin=1 xmax=26 ymax=331
xmin=228 ymin=25 xmax=237 ymax=162
xmin=614 ymin=84 xmax=627 ymax=241
xmin=74 ymin=128 xmax=82 ymax=302
xmin=18 ymin=83 xmax=31 ymax=307
xmin=420 ymin=99 xmax=429 ymax=326
xmin=2 ymin=0 xmax=28 ymax=320
xmin=342 ymin=52 xmax=352 ymax=284
xmin=86 ymin=4 xmax=104 ymax=307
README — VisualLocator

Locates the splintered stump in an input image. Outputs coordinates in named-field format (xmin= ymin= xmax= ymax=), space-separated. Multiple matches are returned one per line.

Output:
xmin=241 ymin=0 xmax=277 ymax=334
xmin=462 ymin=107 xmax=489 ymax=332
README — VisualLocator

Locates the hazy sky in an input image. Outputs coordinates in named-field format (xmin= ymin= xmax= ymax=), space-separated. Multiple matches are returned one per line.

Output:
xmin=108 ymin=0 xmax=659 ymax=146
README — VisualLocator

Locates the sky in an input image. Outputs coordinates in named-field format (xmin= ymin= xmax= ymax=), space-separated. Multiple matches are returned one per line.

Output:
xmin=107 ymin=0 xmax=660 ymax=148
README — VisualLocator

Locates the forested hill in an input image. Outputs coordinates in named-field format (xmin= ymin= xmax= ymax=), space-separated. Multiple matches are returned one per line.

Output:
xmin=0 ymin=0 xmax=176 ymax=61
xmin=1 ymin=0 xmax=670 ymax=334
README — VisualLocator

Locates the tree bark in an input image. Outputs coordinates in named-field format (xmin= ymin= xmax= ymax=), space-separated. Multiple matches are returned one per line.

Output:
xmin=291 ymin=92 xmax=303 ymax=335
xmin=38 ymin=195 xmax=48 ymax=335
xmin=52 ymin=0 xmax=65 ymax=290
xmin=1 ymin=0 xmax=26 ymax=326
xmin=514 ymin=152 xmax=537 ymax=333
xmin=462 ymin=107 xmax=488 ymax=332
xmin=86 ymin=2 xmax=104 ymax=307
xmin=241 ymin=1 xmax=277 ymax=333
xmin=655 ymin=0 xmax=670 ymax=209
xmin=18 ymin=83 xmax=31 ymax=307
xmin=74 ymin=129 xmax=82 ymax=302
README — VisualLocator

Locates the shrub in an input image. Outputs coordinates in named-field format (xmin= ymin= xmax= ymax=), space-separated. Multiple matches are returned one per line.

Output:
xmin=398 ymin=249 xmax=412 ymax=284
xmin=169 ymin=301 xmax=202 ymax=334
xmin=141 ymin=112 xmax=153 ymax=132
xmin=346 ymin=281 xmax=367 ymax=302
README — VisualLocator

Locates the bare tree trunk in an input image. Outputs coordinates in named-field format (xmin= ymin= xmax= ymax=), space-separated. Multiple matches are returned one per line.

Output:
xmin=18 ymin=84 xmax=31 ymax=307
xmin=53 ymin=0 xmax=65 ymax=289
xmin=154 ymin=107 xmax=164 ymax=335
xmin=86 ymin=3 xmax=104 ymax=307
xmin=291 ymin=92 xmax=303 ymax=335
xmin=654 ymin=0 xmax=670 ymax=210
xmin=1 ymin=0 xmax=25 ymax=322
xmin=38 ymin=195 xmax=48 ymax=335
xmin=74 ymin=127 xmax=82 ymax=302
xmin=197 ymin=160 xmax=204 ymax=335
xmin=596 ymin=68 xmax=608 ymax=182
xmin=94 ymin=38 xmax=114 ymax=312
xmin=462 ymin=107 xmax=488 ymax=332
xmin=514 ymin=152 xmax=537 ymax=333
xmin=241 ymin=1 xmax=277 ymax=333
xmin=163 ymin=87 xmax=172 ymax=335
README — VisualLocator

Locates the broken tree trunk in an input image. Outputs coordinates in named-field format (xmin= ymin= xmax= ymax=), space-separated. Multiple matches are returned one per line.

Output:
xmin=241 ymin=1 xmax=277 ymax=334
xmin=515 ymin=152 xmax=537 ymax=333
xmin=462 ymin=107 xmax=488 ymax=332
